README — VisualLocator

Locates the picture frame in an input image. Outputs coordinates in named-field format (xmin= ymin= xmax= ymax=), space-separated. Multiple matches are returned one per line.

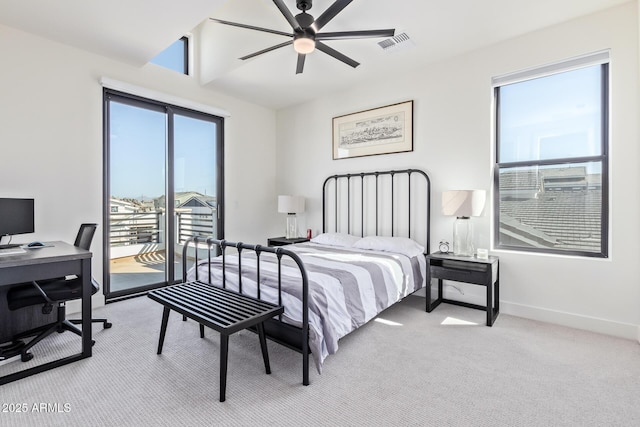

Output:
xmin=332 ymin=100 xmax=413 ymax=160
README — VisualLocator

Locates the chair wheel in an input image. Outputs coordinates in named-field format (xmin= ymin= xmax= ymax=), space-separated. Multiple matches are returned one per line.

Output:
xmin=104 ymin=322 xmax=112 ymax=329
xmin=21 ymin=352 xmax=33 ymax=362
xmin=91 ymin=340 xmax=96 ymax=346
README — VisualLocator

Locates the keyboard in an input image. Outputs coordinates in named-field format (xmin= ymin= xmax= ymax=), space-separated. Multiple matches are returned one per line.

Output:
xmin=0 ymin=244 xmax=21 ymax=249
xmin=0 ymin=247 xmax=26 ymax=256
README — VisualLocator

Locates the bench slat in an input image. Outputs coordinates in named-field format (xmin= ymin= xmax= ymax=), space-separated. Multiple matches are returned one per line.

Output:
xmin=185 ymin=282 xmax=269 ymax=317
xmin=153 ymin=289 xmax=242 ymax=328
xmin=148 ymin=281 xmax=284 ymax=335
xmin=155 ymin=283 xmax=277 ymax=322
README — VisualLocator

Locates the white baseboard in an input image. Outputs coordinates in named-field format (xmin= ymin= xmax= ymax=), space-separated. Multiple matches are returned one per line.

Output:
xmin=422 ymin=282 xmax=640 ymax=342
xmin=66 ymin=294 xmax=106 ymax=316
xmin=501 ymin=301 xmax=639 ymax=341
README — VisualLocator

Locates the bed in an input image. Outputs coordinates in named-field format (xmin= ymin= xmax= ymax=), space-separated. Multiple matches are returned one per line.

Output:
xmin=183 ymin=169 xmax=431 ymax=385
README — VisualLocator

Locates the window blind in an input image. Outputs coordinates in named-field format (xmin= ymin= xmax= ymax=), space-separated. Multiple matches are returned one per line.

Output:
xmin=492 ymin=49 xmax=610 ymax=87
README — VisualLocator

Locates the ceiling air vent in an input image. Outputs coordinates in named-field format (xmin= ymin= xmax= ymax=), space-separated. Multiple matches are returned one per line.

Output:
xmin=378 ymin=32 xmax=414 ymax=52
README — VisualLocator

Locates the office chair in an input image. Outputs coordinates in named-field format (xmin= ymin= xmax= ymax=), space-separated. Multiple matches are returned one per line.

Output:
xmin=7 ymin=223 xmax=112 ymax=362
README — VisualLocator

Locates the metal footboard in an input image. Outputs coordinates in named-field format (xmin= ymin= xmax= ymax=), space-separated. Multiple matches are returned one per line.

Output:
xmin=181 ymin=236 xmax=311 ymax=386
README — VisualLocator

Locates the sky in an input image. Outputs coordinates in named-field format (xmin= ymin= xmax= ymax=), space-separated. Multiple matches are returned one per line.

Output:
xmin=150 ymin=38 xmax=186 ymax=74
xmin=109 ymin=102 xmax=217 ymax=200
xmin=498 ymin=64 xmax=603 ymax=167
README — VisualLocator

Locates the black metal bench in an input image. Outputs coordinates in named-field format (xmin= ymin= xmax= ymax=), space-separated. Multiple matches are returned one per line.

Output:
xmin=148 ymin=280 xmax=284 ymax=402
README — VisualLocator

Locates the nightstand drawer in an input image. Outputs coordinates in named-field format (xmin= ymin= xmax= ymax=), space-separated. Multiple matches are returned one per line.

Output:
xmin=429 ymin=264 xmax=490 ymax=286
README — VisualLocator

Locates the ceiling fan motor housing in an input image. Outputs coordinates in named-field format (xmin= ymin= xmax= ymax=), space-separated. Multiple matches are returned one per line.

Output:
xmin=296 ymin=0 xmax=312 ymax=11
xmin=295 ymin=12 xmax=315 ymax=31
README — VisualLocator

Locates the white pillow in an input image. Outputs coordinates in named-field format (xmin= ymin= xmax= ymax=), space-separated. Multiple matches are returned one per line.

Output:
xmin=353 ymin=236 xmax=425 ymax=258
xmin=310 ymin=233 xmax=361 ymax=248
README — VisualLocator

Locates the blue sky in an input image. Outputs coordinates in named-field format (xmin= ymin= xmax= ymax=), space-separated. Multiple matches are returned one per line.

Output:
xmin=150 ymin=38 xmax=186 ymax=74
xmin=499 ymin=65 xmax=603 ymax=166
xmin=109 ymin=102 xmax=217 ymax=200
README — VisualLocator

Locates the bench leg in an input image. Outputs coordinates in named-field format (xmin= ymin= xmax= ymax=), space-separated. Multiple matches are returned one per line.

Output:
xmin=257 ymin=322 xmax=271 ymax=374
xmin=157 ymin=307 xmax=171 ymax=355
xmin=200 ymin=324 xmax=205 ymax=338
xmin=220 ymin=334 xmax=229 ymax=402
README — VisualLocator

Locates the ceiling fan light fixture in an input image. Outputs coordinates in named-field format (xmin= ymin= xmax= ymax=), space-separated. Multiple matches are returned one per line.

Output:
xmin=293 ymin=37 xmax=315 ymax=54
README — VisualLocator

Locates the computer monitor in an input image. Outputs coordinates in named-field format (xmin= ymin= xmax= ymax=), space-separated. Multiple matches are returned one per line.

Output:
xmin=0 ymin=198 xmax=35 ymax=247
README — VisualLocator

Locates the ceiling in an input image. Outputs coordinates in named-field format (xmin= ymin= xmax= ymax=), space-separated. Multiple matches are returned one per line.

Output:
xmin=0 ymin=0 xmax=630 ymax=109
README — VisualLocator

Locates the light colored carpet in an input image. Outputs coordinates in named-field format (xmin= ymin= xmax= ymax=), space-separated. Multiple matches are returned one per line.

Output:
xmin=2 ymin=295 xmax=639 ymax=426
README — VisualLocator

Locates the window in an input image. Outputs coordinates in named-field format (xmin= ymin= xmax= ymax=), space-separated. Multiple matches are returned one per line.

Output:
xmin=150 ymin=36 xmax=189 ymax=75
xmin=493 ymin=52 xmax=609 ymax=257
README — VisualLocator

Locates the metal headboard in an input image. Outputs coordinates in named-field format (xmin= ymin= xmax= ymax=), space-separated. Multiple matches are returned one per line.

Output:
xmin=322 ymin=169 xmax=431 ymax=254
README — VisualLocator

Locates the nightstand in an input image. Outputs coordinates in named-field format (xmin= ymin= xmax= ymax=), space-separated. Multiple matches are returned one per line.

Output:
xmin=425 ymin=251 xmax=499 ymax=326
xmin=267 ymin=237 xmax=309 ymax=247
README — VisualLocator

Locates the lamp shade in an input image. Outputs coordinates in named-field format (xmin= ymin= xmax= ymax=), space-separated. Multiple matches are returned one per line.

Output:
xmin=278 ymin=195 xmax=305 ymax=214
xmin=441 ymin=190 xmax=486 ymax=217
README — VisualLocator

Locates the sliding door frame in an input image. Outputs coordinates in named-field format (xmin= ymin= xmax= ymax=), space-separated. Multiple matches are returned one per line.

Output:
xmin=102 ymin=88 xmax=224 ymax=301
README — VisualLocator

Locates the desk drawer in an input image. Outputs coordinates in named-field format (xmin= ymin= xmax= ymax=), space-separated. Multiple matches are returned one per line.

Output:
xmin=430 ymin=264 xmax=490 ymax=286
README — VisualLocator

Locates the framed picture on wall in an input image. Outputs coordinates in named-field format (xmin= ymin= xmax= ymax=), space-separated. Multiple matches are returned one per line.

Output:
xmin=332 ymin=100 xmax=413 ymax=160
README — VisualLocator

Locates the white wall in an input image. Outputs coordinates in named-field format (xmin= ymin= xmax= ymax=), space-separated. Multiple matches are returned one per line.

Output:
xmin=0 ymin=23 xmax=278 ymax=308
xmin=276 ymin=3 xmax=640 ymax=339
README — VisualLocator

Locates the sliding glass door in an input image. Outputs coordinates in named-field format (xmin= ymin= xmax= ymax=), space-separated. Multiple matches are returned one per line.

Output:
xmin=103 ymin=90 xmax=224 ymax=299
xmin=172 ymin=112 xmax=220 ymax=282
xmin=106 ymin=99 xmax=167 ymax=295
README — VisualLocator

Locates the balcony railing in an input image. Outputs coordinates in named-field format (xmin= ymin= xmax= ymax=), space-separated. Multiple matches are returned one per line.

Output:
xmin=109 ymin=211 xmax=214 ymax=247
xmin=109 ymin=212 xmax=161 ymax=246
xmin=177 ymin=212 xmax=215 ymax=244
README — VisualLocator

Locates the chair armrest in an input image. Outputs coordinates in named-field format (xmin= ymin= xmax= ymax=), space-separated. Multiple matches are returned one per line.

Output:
xmin=29 ymin=280 xmax=54 ymax=304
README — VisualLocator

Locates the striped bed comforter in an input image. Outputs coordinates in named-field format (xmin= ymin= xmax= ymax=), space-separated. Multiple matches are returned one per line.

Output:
xmin=186 ymin=242 xmax=425 ymax=372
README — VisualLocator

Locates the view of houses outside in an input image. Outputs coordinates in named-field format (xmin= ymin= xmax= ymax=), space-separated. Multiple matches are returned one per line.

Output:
xmin=498 ymin=165 xmax=602 ymax=253
xmin=108 ymin=193 xmax=217 ymax=292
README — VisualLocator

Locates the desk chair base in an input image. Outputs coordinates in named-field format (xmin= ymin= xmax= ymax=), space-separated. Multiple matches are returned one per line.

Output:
xmin=0 ymin=340 xmax=25 ymax=361
xmin=17 ymin=319 xmax=83 ymax=362
xmin=13 ymin=305 xmax=111 ymax=362
xmin=69 ymin=318 xmax=112 ymax=329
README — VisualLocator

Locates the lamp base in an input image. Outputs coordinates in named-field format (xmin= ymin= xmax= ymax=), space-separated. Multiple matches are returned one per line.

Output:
xmin=286 ymin=214 xmax=298 ymax=239
xmin=453 ymin=216 xmax=473 ymax=256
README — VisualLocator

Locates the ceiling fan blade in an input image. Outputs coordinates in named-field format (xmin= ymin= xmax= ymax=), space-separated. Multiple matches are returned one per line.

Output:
xmin=316 ymin=41 xmax=359 ymax=68
xmin=296 ymin=54 xmax=306 ymax=74
xmin=317 ymin=29 xmax=395 ymax=41
xmin=210 ymin=18 xmax=291 ymax=37
xmin=314 ymin=0 xmax=354 ymax=31
xmin=239 ymin=40 xmax=293 ymax=60
xmin=273 ymin=0 xmax=302 ymax=31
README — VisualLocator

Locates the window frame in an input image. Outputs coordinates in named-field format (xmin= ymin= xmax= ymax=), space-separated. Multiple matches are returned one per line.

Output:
xmin=102 ymin=88 xmax=225 ymax=300
xmin=179 ymin=36 xmax=189 ymax=76
xmin=493 ymin=59 xmax=609 ymax=258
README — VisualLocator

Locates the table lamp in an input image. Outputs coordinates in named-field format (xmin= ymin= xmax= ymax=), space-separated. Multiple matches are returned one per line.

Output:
xmin=278 ymin=195 xmax=305 ymax=239
xmin=441 ymin=190 xmax=486 ymax=256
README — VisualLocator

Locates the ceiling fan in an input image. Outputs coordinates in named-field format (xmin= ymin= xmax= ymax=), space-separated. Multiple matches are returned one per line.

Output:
xmin=210 ymin=0 xmax=395 ymax=74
